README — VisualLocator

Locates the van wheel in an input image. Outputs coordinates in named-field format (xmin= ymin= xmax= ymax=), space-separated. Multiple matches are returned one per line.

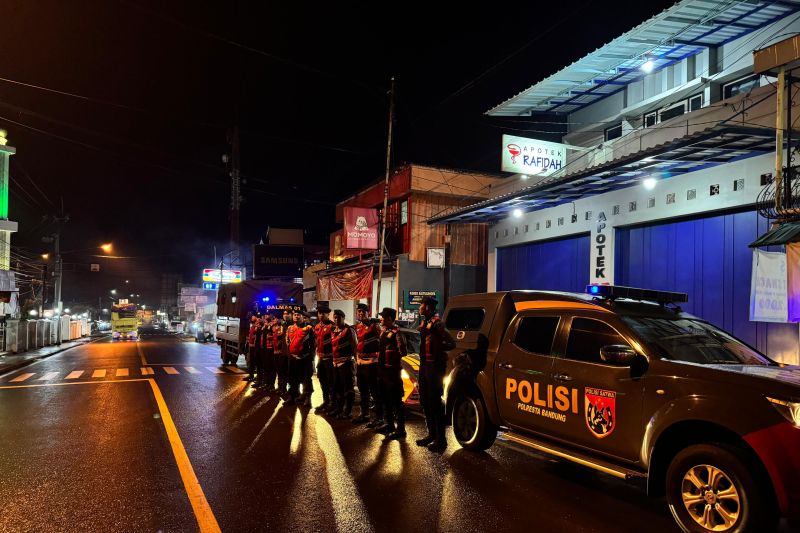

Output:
xmin=452 ymin=391 xmax=497 ymax=451
xmin=665 ymin=443 xmax=777 ymax=533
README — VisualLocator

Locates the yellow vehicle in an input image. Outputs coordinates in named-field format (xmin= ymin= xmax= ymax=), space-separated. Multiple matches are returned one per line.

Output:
xmin=111 ymin=303 xmax=139 ymax=341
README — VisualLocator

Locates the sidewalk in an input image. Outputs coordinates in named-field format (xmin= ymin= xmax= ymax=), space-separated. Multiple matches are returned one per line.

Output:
xmin=0 ymin=336 xmax=100 ymax=376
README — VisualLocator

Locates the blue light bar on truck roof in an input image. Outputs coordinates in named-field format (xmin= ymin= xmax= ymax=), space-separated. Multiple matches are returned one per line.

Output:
xmin=586 ymin=285 xmax=688 ymax=304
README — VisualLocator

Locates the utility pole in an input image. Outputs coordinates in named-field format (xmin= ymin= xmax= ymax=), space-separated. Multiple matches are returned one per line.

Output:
xmin=375 ymin=77 xmax=396 ymax=316
xmin=228 ymin=125 xmax=241 ymax=270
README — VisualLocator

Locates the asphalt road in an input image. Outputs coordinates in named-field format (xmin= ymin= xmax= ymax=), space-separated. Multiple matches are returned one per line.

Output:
xmin=0 ymin=332 xmax=718 ymax=532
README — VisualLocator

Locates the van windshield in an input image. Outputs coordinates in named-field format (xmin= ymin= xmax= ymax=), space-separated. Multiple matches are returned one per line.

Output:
xmin=621 ymin=317 xmax=773 ymax=366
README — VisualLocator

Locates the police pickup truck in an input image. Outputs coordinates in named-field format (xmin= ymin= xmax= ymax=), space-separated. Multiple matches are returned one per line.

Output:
xmin=442 ymin=285 xmax=800 ymax=533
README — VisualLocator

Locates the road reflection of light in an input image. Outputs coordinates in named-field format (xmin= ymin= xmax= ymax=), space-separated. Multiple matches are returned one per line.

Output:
xmin=378 ymin=443 xmax=405 ymax=478
xmin=290 ymin=409 xmax=304 ymax=455
xmin=232 ymin=396 xmax=272 ymax=429
xmin=245 ymin=403 xmax=283 ymax=454
xmin=315 ymin=416 xmax=374 ymax=532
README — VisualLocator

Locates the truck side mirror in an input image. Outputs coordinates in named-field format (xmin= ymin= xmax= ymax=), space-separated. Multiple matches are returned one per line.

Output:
xmin=600 ymin=344 xmax=637 ymax=366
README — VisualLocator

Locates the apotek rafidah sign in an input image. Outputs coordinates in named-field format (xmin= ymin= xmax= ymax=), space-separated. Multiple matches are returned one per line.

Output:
xmin=202 ymin=269 xmax=242 ymax=284
xmin=344 ymin=207 xmax=378 ymax=250
xmin=501 ymin=134 xmax=566 ymax=176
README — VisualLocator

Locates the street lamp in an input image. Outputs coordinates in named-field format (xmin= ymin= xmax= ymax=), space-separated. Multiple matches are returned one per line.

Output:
xmin=41 ymin=253 xmax=49 ymax=260
xmin=100 ymin=243 xmax=113 ymax=254
xmin=110 ymin=289 xmax=117 ymax=295
xmin=28 ymin=310 xmax=38 ymax=317
xmin=125 ymin=280 xmax=130 ymax=284
xmin=64 ymin=308 xmax=71 ymax=314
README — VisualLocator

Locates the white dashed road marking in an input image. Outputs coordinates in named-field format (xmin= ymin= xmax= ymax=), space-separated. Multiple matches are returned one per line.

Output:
xmin=92 ymin=369 xmax=107 ymax=378
xmin=66 ymin=371 xmax=84 ymax=380
xmin=38 ymin=372 xmax=60 ymax=381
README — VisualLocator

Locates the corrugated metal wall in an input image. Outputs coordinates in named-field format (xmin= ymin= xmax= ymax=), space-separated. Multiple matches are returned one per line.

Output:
xmin=411 ymin=192 xmax=488 ymax=265
xmin=616 ymin=209 xmax=798 ymax=363
xmin=497 ymin=234 xmax=590 ymax=292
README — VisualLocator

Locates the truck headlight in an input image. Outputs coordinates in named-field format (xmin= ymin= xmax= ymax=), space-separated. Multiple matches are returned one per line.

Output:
xmin=767 ymin=397 xmax=800 ymax=427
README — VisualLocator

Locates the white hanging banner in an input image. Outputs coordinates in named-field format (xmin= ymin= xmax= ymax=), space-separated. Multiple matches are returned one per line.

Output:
xmin=750 ymin=249 xmax=788 ymax=323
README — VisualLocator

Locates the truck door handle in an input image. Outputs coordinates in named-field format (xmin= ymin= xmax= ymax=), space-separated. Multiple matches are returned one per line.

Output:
xmin=553 ymin=373 xmax=573 ymax=382
xmin=498 ymin=362 xmax=513 ymax=370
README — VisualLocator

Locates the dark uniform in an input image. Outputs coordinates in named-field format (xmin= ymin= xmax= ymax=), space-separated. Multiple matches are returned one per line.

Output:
xmin=354 ymin=304 xmax=383 ymax=426
xmin=272 ymin=318 xmax=289 ymax=397
xmin=245 ymin=318 xmax=258 ymax=382
xmin=251 ymin=318 xmax=264 ymax=386
xmin=286 ymin=313 xmax=315 ymax=406
xmin=330 ymin=309 xmax=357 ymax=419
xmin=314 ymin=307 xmax=335 ymax=412
xmin=417 ymin=296 xmax=455 ymax=452
xmin=377 ymin=307 xmax=408 ymax=439
xmin=260 ymin=316 xmax=277 ymax=390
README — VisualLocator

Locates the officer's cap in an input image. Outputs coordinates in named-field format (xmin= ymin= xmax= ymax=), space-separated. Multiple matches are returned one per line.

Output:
xmin=316 ymin=304 xmax=331 ymax=314
xmin=333 ymin=309 xmax=346 ymax=318
xmin=379 ymin=307 xmax=397 ymax=320
xmin=356 ymin=303 xmax=369 ymax=312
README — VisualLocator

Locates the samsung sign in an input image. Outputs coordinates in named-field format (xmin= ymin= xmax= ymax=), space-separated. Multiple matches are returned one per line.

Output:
xmin=501 ymin=134 xmax=566 ymax=176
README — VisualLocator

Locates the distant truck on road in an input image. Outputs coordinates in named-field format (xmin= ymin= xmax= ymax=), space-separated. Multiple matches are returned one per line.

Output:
xmin=215 ymin=281 xmax=303 ymax=365
xmin=111 ymin=303 xmax=138 ymax=341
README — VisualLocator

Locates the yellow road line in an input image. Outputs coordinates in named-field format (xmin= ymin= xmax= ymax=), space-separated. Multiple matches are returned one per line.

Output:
xmin=66 ymin=370 xmax=84 ymax=379
xmin=0 ymin=378 xmax=221 ymax=532
xmin=116 ymin=368 xmax=129 ymax=377
xmin=147 ymin=379 xmax=221 ymax=533
xmin=136 ymin=342 xmax=147 ymax=366
xmin=10 ymin=373 xmax=35 ymax=383
xmin=164 ymin=367 xmax=179 ymax=375
xmin=92 ymin=369 xmax=107 ymax=378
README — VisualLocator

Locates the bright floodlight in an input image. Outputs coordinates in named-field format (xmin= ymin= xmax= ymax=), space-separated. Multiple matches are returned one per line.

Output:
xmin=28 ymin=310 xmax=38 ymax=317
xmin=641 ymin=59 xmax=654 ymax=73
xmin=643 ymin=177 xmax=657 ymax=190
xmin=41 ymin=253 xmax=49 ymax=260
xmin=513 ymin=208 xmax=523 ymax=218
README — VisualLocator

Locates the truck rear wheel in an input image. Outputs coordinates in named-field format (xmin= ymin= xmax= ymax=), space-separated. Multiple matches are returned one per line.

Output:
xmin=452 ymin=391 xmax=497 ymax=451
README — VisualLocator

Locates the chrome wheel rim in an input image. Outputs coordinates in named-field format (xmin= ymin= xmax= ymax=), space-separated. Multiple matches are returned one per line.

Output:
xmin=455 ymin=398 xmax=478 ymax=443
xmin=681 ymin=464 xmax=741 ymax=531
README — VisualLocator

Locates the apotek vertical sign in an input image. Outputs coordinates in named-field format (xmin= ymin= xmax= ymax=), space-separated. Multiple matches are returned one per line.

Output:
xmin=590 ymin=212 xmax=614 ymax=285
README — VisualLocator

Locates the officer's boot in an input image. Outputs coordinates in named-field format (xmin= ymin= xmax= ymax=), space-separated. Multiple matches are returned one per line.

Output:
xmin=375 ymin=412 xmax=394 ymax=435
xmin=336 ymin=395 xmax=353 ymax=420
xmin=389 ymin=413 xmax=406 ymax=440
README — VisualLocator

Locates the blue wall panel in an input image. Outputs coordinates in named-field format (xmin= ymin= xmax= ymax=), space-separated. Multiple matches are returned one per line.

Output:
xmin=616 ymin=210 xmax=798 ymax=362
xmin=497 ymin=235 xmax=590 ymax=293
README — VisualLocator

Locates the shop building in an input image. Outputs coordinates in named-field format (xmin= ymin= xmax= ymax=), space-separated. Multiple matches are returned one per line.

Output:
xmin=431 ymin=0 xmax=800 ymax=364
xmin=317 ymin=163 xmax=500 ymax=322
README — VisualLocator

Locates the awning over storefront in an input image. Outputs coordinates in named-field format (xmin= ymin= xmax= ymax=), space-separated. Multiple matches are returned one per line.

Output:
xmin=317 ymin=266 xmax=373 ymax=301
xmin=429 ymin=124 xmax=780 ymax=225
xmin=749 ymin=223 xmax=800 ymax=247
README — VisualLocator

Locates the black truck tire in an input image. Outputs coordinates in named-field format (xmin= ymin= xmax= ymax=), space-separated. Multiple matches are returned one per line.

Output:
xmin=452 ymin=391 xmax=497 ymax=451
xmin=665 ymin=443 xmax=777 ymax=533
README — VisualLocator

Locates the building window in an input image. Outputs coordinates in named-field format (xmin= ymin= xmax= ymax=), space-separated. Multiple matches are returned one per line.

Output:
xmin=400 ymin=200 xmax=408 ymax=225
xmin=604 ymin=122 xmax=623 ymax=142
xmin=659 ymin=101 xmax=686 ymax=122
xmin=723 ymin=75 xmax=760 ymax=99
xmin=688 ymin=93 xmax=703 ymax=112
xmin=643 ymin=111 xmax=657 ymax=128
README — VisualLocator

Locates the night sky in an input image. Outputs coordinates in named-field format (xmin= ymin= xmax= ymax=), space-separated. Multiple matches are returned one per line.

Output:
xmin=0 ymin=0 xmax=676 ymax=308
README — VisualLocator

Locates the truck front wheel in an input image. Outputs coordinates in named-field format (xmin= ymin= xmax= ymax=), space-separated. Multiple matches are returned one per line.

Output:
xmin=665 ymin=443 xmax=777 ymax=533
xmin=452 ymin=391 xmax=497 ymax=451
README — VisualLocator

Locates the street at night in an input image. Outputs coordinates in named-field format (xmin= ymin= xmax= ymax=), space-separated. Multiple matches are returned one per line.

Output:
xmin=0 ymin=333 xmax=683 ymax=533
xmin=4 ymin=0 xmax=800 ymax=531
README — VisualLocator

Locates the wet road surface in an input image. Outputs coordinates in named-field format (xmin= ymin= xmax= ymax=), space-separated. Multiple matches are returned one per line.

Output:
xmin=0 ymin=334 xmax=727 ymax=532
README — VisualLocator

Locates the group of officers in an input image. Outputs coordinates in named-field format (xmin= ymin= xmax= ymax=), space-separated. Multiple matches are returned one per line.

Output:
xmin=243 ymin=296 xmax=455 ymax=451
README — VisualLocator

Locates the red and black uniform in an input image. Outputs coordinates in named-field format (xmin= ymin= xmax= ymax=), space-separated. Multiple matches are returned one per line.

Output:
xmin=314 ymin=319 xmax=335 ymax=409
xmin=355 ymin=319 xmax=383 ymax=422
xmin=272 ymin=319 xmax=289 ymax=395
xmin=286 ymin=321 xmax=315 ymax=402
xmin=259 ymin=318 xmax=277 ymax=389
xmin=245 ymin=322 xmax=258 ymax=379
xmin=418 ymin=314 xmax=455 ymax=446
xmin=379 ymin=324 xmax=408 ymax=433
xmin=330 ymin=323 xmax=357 ymax=416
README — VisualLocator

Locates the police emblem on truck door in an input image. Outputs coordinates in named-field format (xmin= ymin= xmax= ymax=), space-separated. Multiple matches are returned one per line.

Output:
xmin=585 ymin=387 xmax=616 ymax=438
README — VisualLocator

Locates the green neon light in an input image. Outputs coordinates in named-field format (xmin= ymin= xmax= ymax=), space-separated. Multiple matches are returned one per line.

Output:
xmin=0 ymin=154 xmax=8 ymax=219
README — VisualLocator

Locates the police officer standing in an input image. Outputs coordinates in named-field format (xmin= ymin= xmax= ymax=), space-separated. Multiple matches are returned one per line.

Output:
xmin=244 ymin=315 xmax=258 ymax=382
xmin=286 ymin=309 xmax=315 ymax=406
xmin=260 ymin=313 xmax=277 ymax=391
xmin=313 ymin=305 xmax=335 ymax=413
xmin=330 ymin=309 xmax=357 ymax=419
xmin=376 ymin=307 xmax=407 ymax=439
xmin=352 ymin=303 xmax=383 ymax=427
xmin=250 ymin=315 xmax=264 ymax=387
xmin=416 ymin=296 xmax=455 ymax=452
xmin=273 ymin=311 xmax=289 ymax=399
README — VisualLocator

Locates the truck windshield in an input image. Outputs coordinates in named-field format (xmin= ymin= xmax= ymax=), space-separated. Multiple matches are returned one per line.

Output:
xmin=621 ymin=317 xmax=773 ymax=366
